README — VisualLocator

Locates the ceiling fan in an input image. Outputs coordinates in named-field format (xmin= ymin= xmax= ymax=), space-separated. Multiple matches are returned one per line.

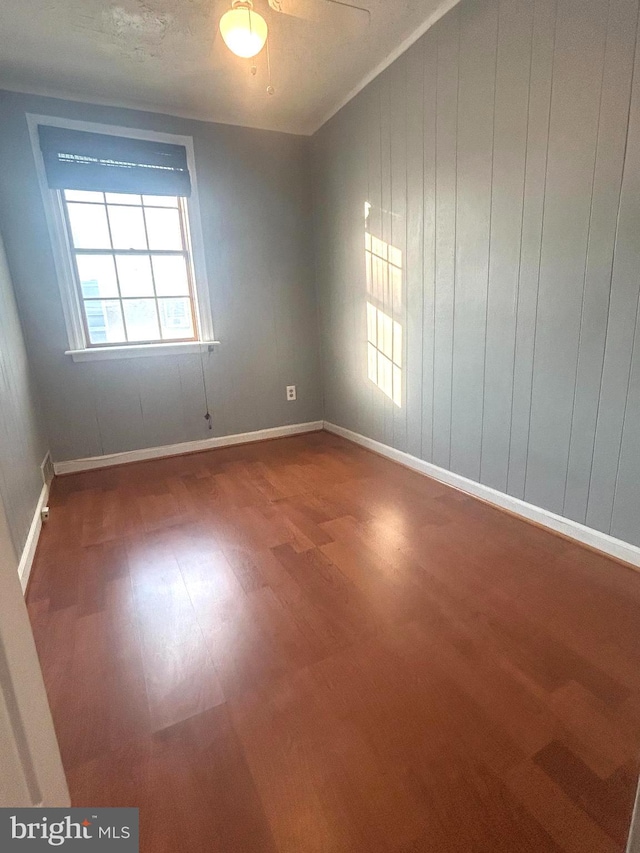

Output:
xmin=266 ymin=0 xmax=370 ymax=25
xmin=218 ymin=0 xmax=370 ymax=94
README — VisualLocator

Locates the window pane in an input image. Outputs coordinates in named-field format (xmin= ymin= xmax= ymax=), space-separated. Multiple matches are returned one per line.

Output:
xmin=108 ymin=205 xmax=147 ymax=250
xmin=152 ymin=255 xmax=189 ymax=296
xmin=64 ymin=190 xmax=103 ymax=203
xmin=76 ymin=255 xmax=118 ymax=298
xmin=84 ymin=299 xmax=125 ymax=344
xmin=123 ymin=299 xmax=160 ymax=342
xmin=116 ymin=255 xmax=154 ymax=297
xmin=159 ymin=297 xmax=194 ymax=340
xmin=67 ymin=203 xmax=111 ymax=249
xmin=105 ymin=192 xmax=141 ymax=205
xmin=143 ymin=195 xmax=179 ymax=208
xmin=144 ymin=207 xmax=183 ymax=251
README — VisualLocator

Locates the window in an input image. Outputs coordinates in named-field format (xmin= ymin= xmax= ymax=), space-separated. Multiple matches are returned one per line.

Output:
xmin=29 ymin=116 xmax=214 ymax=359
xmin=62 ymin=190 xmax=197 ymax=346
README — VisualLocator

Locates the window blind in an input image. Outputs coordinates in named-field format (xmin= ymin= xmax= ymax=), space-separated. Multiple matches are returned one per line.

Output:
xmin=37 ymin=125 xmax=192 ymax=197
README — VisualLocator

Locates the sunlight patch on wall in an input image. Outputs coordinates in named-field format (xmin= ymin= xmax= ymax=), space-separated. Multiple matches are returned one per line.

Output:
xmin=367 ymin=301 xmax=402 ymax=407
xmin=365 ymin=232 xmax=402 ymax=308
xmin=365 ymin=202 xmax=403 ymax=408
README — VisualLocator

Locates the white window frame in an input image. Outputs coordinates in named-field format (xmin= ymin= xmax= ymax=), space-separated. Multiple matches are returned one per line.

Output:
xmin=27 ymin=113 xmax=217 ymax=362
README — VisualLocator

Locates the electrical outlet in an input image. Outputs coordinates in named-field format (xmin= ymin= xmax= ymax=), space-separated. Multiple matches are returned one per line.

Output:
xmin=286 ymin=385 xmax=297 ymax=401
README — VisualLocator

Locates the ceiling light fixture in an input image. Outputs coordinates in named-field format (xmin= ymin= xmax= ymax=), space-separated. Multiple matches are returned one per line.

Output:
xmin=219 ymin=1 xmax=268 ymax=59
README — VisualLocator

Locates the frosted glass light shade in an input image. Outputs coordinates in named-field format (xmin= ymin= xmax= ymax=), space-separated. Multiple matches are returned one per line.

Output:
xmin=220 ymin=4 xmax=268 ymax=59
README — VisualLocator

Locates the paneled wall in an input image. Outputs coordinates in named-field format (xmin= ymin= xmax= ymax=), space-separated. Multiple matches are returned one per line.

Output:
xmin=312 ymin=0 xmax=640 ymax=547
xmin=0 ymin=229 xmax=48 ymax=558
xmin=0 ymin=91 xmax=322 ymax=464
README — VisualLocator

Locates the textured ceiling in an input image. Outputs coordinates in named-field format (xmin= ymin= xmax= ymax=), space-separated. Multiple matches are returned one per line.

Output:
xmin=0 ymin=0 xmax=457 ymax=135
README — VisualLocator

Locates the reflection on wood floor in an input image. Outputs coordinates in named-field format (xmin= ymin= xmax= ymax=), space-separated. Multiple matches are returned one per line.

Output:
xmin=27 ymin=430 xmax=640 ymax=852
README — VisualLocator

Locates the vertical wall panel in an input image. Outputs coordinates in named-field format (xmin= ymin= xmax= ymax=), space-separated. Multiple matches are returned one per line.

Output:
xmin=507 ymin=0 xmax=557 ymax=499
xmin=390 ymin=55 xmax=409 ymax=453
xmin=313 ymin=0 xmax=640 ymax=549
xmin=315 ymin=123 xmax=341 ymax=429
xmin=405 ymin=40 xmax=426 ymax=460
xmin=563 ymin=0 xmax=639 ymax=524
xmin=325 ymin=111 xmax=351 ymax=433
xmin=480 ymin=0 xmax=534 ymax=492
xmin=361 ymin=84 xmax=378 ymax=444
xmin=177 ymin=354 xmax=210 ymax=440
xmin=525 ymin=0 xmax=609 ymax=514
xmin=420 ymin=32 xmax=438 ymax=464
xmin=91 ymin=361 xmax=146 ymax=456
xmin=137 ymin=357 xmax=186 ymax=449
xmin=42 ymin=362 xmax=102 ymax=462
xmin=431 ymin=9 xmax=460 ymax=470
xmin=587 ymin=24 xmax=640 ymax=536
xmin=367 ymin=79 xmax=386 ymax=445
xmin=318 ymin=116 xmax=349 ymax=432
xmin=349 ymin=94 xmax=373 ymax=440
xmin=611 ymin=321 xmax=640 ymax=543
xmin=450 ymin=0 xmax=499 ymax=481
xmin=379 ymin=70 xmax=395 ymax=447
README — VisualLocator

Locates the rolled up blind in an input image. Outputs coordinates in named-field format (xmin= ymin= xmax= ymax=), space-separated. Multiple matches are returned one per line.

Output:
xmin=37 ymin=125 xmax=192 ymax=197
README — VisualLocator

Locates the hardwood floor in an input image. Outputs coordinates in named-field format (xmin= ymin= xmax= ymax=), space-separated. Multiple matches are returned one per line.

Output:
xmin=26 ymin=430 xmax=640 ymax=852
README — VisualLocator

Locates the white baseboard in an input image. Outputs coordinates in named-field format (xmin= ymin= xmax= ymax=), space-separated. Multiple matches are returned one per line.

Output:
xmin=324 ymin=421 xmax=640 ymax=570
xmin=53 ymin=421 xmax=325 ymax=476
xmin=627 ymin=781 xmax=640 ymax=852
xmin=49 ymin=418 xmax=640 ymax=569
xmin=18 ymin=482 xmax=49 ymax=593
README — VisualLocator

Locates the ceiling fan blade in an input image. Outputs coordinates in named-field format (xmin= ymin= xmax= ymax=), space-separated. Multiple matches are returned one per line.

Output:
xmin=267 ymin=0 xmax=370 ymax=28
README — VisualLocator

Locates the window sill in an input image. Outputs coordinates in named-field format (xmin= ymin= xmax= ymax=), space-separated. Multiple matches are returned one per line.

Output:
xmin=65 ymin=341 xmax=221 ymax=363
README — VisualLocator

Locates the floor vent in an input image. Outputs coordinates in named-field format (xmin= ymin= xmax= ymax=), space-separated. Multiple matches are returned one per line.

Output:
xmin=40 ymin=453 xmax=54 ymax=487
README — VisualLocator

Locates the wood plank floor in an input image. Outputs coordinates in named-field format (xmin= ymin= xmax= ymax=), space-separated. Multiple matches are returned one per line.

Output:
xmin=26 ymin=430 xmax=640 ymax=852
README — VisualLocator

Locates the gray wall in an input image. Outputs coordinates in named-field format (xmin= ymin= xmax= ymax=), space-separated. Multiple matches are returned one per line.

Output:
xmin=0 ymin=91 xmax=322 ymax=464
xmin=312 ymin=0 xmax=640 ymax=548
xmin=0 ymin=228 xmax=48 ymax=559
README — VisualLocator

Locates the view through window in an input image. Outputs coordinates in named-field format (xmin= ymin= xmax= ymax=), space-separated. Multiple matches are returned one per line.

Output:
xmin=62 ymin=190 xmax=198 ymax=346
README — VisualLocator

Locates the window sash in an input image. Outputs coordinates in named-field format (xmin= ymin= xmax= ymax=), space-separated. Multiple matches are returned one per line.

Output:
xmin=62 ymin=193 xmax=199 ymax=348
xmin=28 ymin=115 xmax=215 ymax=355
